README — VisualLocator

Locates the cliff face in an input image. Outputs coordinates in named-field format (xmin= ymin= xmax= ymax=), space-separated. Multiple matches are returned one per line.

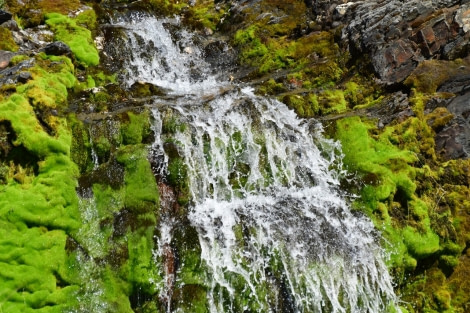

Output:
xmin=0 ymin=0 xmax=469 ymax=312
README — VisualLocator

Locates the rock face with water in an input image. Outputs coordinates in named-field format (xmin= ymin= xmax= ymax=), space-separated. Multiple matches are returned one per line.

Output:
xmin=1 ymin=0 xmax=470 ymax=313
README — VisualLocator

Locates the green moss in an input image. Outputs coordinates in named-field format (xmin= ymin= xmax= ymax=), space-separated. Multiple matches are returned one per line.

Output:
xmin=121 ymin=111 xmax=151 ymax=145
xmin=9 ymin=54 xmax=30 ymax=66
xmin=402 ymin=226 xmax=440 ymax=259
xmin=404 ymin=59 xmax=470 ymax=94
xmin=0 ymin=27 xmax=18 ymax=52
xmin=116 ymin=145 xmax=159 ymax=213
xmin=167 ymin=156 xmax=190 ymax=205
xmin=45 ymin=13 xmax=99 ymax=67
xmin=17 ymin=55 xmax=76 ymax=112
xmin=0 ymin=40 xmax=82 ymax=311
xmin=124 ymin=230 xmax=161 ymax=294
xmin=319 ymin=89 xmax=348 ymax=114
xmin=75 ymin=9 xmax=97 ymax=31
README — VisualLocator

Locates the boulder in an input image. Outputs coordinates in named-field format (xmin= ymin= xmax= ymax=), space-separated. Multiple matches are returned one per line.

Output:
xmin=43 ymin=41 xmax=72 ymax=57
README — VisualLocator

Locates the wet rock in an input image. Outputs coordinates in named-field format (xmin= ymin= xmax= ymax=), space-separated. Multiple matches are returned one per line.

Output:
xmin=438 ymin=73 xmax=470 ymax=95
xmin=203 ymin=40 xmax=237 ymax=71
xmin=43 ymin=41 xmax=72 ymax=57
xmin=0 ymin=10 xmax=12 ymax=25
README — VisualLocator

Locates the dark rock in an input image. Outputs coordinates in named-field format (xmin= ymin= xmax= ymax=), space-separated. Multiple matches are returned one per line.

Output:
xmin=203 ymin=40 xmax=237 ymax=71
xmin=438 ymin=73 xmax=470 ymax=95
xmin=16 ymin=71 xmax=32 ymax=84
xmin=341 ymin=0 xmax=470 ymax=84
xmin=368 ymin=91 xmax=413 ymax=126
xmin=0 ymin=10 xmax=12 ymax=25
xmin=435 ymin=90 xmax=470 ymax=159
xmin=0 ymin=58 xmax=35 ymax=87
xmin=43 ymin=41 xmax=72 ymax=57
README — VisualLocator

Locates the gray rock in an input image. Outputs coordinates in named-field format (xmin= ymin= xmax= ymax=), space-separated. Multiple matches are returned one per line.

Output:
xmin=341 ymin=0 xmax=470 ymax=84
xmin=43 ymin=41 xmax=72 ymax=57
xmin=17 ymin=71 xmax=32 ymax=84
xmin=1 ymin=19 xmax=19 ymax=31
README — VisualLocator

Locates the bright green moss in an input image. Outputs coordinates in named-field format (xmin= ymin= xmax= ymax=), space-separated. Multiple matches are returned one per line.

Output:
xmin=402 ymin=226 xmax=440 ymax=259
xmin=121 ymin=111 xmax=151 ymax=145
xmin=116 ymin=145 xmax=159 ymax=213
xmin=320 ymin=89 xmax=348 ymax=114
xmin=45 ymin=13 xmax=99 ymax=67
xmin=0 ymin=44 xmax=82 ymax=311
xmin=124 ymin=230 xmax=161 ymax=294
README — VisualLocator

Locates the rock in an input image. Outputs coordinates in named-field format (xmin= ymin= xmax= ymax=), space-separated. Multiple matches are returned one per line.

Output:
xmin=438 ymin=73 xmax=470 ymax=95
xmin=17 ymin=71 xmax=32 ymax=84
xmin=0 ymin=58 xmax=35 ymax=87
xmin=43 ymin=41 xmax=72 ymax=57
xmin=203 ymin=40 xmax=237 ymax=71
xmin=1 ymin=19 xmax=19 ymax=32
xmin=0 ymin=10 xmax=12 ymax=25
xmin=0 ymin=51 xmax=14 ymax=69
xmin=341 ymin=0 xmax=470 ymax=84
xmin=455 ymin=4 xmax=470 ymax=33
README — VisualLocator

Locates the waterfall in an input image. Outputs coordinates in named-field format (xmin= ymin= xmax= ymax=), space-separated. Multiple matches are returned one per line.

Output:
xmin=109 ymin=12 xmax=400 ymax=313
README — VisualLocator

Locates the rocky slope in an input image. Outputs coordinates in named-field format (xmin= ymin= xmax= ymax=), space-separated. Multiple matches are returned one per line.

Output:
xmin=0 ymin=0 xmax=469 ymax=312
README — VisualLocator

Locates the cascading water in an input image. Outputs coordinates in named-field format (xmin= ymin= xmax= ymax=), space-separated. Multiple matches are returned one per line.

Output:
xmin=109 ymin=12 xmax=401 ymax=313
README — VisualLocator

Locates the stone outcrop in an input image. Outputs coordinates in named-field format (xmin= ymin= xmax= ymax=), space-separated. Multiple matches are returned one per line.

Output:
xmin=308 ymin=1 xmax=470 ymax=84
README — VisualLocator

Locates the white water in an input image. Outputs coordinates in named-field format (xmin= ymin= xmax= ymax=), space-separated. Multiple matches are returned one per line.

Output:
xmin=116 ymin=13 xmax=400 ymax=313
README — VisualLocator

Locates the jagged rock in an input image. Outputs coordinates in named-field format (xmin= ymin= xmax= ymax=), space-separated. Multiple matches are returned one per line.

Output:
xmin=0 ymin=10 xmax=12 ymax=25
xmin=431 ymin=73 xmax=470 ymax=159
xmin=340 ymin=0 xmax=470 ymax=84
xmin=43 ymin=41 xmax=72 ymax=57
xmin=368 ymin=91 xmax=413 ymax=126
xmin=0 ymin=58 xmax=35 ymax=86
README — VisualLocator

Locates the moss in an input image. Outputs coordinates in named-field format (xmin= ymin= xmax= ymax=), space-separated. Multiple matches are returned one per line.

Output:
xmin=45 ymin=13 xmax=99 ymax=67
xmin=404 ymin=59 xmax=470 ymax=94
xmin=0 ymin=36 xmax=82 ymax=311
xmin=0 ymin=27 xmax=18 ymax=52
xmin=9 ymin=54 xmax=30 ymax=66
xmin=6 ymin=0 xmax=80 ymax=28
xmin=402 ymin=225 xmax=440 ymax=259
xmin=120 ymin=111 xmax=151 ymax=145
xmin=167 ymin=156 xmax=190 ymax=205
xmin=116 ymin=145 xmax=159 ymax=213
xmin=75 ymin=9 xmax=98 ymax=31
xmin=319 ymin=89 xmax=348 ymax=114
xmin=124 ymin=230 xmax=161 ymax=294
xmin=17 ymin=55 xmax=76 ymax=114
xmin=282 ymin=94 xmax=319 ymax=117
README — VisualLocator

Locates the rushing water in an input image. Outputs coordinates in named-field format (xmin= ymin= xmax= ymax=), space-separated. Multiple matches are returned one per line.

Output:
xmin=107 ymin=12 xmax=400 ymax=313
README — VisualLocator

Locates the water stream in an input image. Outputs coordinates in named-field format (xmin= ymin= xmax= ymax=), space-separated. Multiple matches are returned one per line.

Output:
xmin=107 ymin=12 xmax=400 ymax=313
